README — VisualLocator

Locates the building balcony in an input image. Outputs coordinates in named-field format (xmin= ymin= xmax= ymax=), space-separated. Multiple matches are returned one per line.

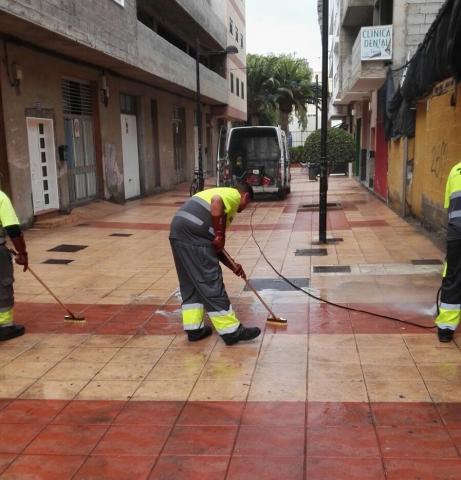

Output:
xmin=339 ymin=29 xmax=388 ymax=104
xmin=341 ymin=0 xmax=374 ymax=27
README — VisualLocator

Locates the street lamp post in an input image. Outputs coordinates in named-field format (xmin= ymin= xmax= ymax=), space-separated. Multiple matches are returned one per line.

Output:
xmin=195 ymin=40 xmax=239 ymax=192
xmin=318 ymin=0 xmax=329 ymax=243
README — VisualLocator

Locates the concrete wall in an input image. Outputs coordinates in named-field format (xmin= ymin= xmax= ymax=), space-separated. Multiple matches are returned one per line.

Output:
xmin=1 ymin=43 xmax=204 ymax=224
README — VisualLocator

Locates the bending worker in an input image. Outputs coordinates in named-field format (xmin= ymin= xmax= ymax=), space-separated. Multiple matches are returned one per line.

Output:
xmin=0 ymin=189 xmax=28 ymax=341
xmin=169 ymin=183 xmax=261 ymax=345
xmin=436 ymin=162 xmax=461 ymax=342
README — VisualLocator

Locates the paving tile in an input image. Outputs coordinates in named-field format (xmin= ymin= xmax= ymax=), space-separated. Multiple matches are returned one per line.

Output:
xmin=436 ymin=403 xmax=461 ymax=426
xmin=241 ymin=401 xmax=305 ymax=426
xmin=425 ymin=381 xmax=461 ymax=402
xmin=132 ymin=379 xmax=195 ymax=401
xmin=115 ymin=400 xmax=183 ymax=425
xmin=306 ymin=458 xmax=385 ymax=480
xmin=234 ymin=426 xmax=305 ymax=456
xmin=384 ymin=459 xmax=461 ymax=480
xmin=0 ymin=378 xmax=36 ymax=398
xmin=307 ymin=402 xmax=372 ymax=427
xmin=377 ymin=425 xmax=458 ymax=458
xmin=308 ymin=380 xmax=368 ymax=402
xmin=178 ymin=401 xmax=244 ymax=426
xmin=0 ymin=454 xmax=15 ymax=475
xmin=0 ymin=423 xmax=44 ymax=453
xmin=228 ymin=456 xmax=304 ymax=480
xmin=366 ymin=380 xmax=431 ymax=402
xmin=190 ymin=380 xmax=250 ymax=401
xmin=0 ymin=399 xmax=67 ymax=424
xmin=74 ymin=455 xmax=156 ymax=480
xmin=25 ymin=423 xmax=108 ymax=455
xmin=164 ymin=425 xmax=237 ymax=455
xmin=76 ymin=380 xmax=141 ymax=401
xmin=94 ymin=424 xmax=171 ymax=456
xmin=306 ymin=425 xmax=380 ymax=458
xmin=371 ymin=402 xmax=441 ymax=426
xmin=1 ymin=454 xmax=86 ymax=480
xmin=52 ymin=400 xmax=126 ymax=425
xmin=150 ymin=455 xmax=228 ymax=480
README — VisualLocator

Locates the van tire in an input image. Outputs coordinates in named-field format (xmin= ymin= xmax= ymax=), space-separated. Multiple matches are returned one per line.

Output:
xmin=277 ymin=188 xmax=286 ymax=200
xmin=285 ymin=185 xmax=291 ymax=194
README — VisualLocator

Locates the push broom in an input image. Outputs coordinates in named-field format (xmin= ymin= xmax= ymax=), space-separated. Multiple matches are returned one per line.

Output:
xmin=11 ymin=250 xmax=85 ymax=322
xmin=222 ymin=250 xmax=287 ymax=326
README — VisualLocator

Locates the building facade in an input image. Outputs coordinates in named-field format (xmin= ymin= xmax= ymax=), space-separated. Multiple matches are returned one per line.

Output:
xmin=321 ymin=0 xmax=443 ymax=200
xmin=0 ymin=0 xmax=247 ymax=225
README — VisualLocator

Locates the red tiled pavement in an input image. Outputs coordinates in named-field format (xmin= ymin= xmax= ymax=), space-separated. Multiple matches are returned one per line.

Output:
xmin=0 ymin=454 xmax=86 ymax=479
xmin=13 ymin=300 xmax=434 ymax=334
xmin=149 ymin=455 xmax=229 ymax=480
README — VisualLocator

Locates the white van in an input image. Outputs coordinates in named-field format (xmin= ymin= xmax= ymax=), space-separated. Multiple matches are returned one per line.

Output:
xmin=216 ymin=126 xmax=291 ymax=199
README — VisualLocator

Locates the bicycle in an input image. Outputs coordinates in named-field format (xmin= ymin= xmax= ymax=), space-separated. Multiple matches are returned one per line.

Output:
xmin=190 ymin=169 xmax=204 ymax=196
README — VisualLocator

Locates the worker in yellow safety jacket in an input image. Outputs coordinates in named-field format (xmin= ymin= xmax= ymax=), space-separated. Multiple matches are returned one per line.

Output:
xmin=436 ymin=162 xmax=461 ymax=342
xmin=169 ymin=183 xmax=261 ymax=345
xmin=0 ymin=189 xmax=28 ymax=341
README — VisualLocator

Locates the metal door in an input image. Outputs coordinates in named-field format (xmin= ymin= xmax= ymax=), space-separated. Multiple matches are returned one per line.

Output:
xmin=121 ymin=113 xmax=141 ymax=199
xmin=62 ymin=79 xmax=97 ymax=204
xmin=26 ymin=118 xmax=59 ymax=213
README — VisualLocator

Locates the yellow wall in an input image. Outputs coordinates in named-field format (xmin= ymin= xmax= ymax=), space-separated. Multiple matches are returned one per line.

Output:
xmin=412 ymin=83 xmax=461 ymax=229
xmin=388 ymin=82 xmax=461 ymax=231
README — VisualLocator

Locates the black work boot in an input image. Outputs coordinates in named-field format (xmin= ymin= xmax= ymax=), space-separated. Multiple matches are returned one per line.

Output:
xmin=437 ymin=327 xmax=454 ymax=343
xmin=221 ymin=324 xmax=261 ymax=346
xmin=0 ymin=325 xmax=25 ymax=342
xmin=187 ymin=325 xmax=212 ymax=342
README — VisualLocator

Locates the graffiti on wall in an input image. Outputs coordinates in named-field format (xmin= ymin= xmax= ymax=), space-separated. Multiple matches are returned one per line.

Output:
xmin=430 ymin=141 xmax=448 ymax=179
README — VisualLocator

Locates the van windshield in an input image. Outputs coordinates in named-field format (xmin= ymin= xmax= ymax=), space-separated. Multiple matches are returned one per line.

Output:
xmin=228 ymin=128 xmax=280 ymax=183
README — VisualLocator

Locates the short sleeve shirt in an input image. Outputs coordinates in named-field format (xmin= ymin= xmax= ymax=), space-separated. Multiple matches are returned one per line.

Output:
xmin=0 ymin=191 xmax=20 ymax=228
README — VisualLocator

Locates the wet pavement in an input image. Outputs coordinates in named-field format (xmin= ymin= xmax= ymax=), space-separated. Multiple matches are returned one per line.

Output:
xmin=1 ymin=168 xmax=459 ymax=479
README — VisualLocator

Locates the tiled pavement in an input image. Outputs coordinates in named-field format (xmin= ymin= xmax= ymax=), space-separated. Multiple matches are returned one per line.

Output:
xmin=1 ymin=169 xmax=460 ymax=479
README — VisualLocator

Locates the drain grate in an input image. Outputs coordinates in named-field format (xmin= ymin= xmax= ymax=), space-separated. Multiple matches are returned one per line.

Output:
xmin=298 ymin=202 xmax=342 ymax=212
xmin=311 ymin=238 xmax=344 ymax=245
xmin=244 ymin=278 xmax=309 ymax=292
xmin=110 ymin=233 xmax=133 ymax=237
xmin=411 ymin=259 xmax=443 ymax=265
xmin=77 ymin=223 xmax=90 ymax=227
xmin=42 ymin=259 xmax=74 ymax=265
xmin=313 ymin=265 xmax=351 ymax=273
xmin=295 ymin=248 xmax=327 ymax=256
xmin=48 ymin=244 xmax=87 ymax=253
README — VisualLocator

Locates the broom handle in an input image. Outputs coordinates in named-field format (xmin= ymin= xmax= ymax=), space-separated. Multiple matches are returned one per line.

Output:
xmin=221 ymin=249 xmax=277 ymax=319
xmin=27 ymin=265 xmax=74 ymax=317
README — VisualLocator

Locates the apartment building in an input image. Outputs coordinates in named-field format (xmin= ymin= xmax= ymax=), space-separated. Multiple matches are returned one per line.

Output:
xmin=322 ymin=0 xmax=443 ymax=200
xmin=0 ymin=0 xmax=247 ymax=225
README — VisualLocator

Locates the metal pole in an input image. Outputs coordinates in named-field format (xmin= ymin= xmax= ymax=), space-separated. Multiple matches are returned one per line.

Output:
xmin=196 ymin=38 xmax=204 ymax=191
xmin=315 ymin=74 xmax=319 ymax=131
xmin=318 ymin=0 xmax=329 ymax=243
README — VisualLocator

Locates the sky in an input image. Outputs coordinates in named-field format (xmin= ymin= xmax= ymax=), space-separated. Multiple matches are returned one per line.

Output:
xmin=245 ymin=0 xmax=322 ymax=73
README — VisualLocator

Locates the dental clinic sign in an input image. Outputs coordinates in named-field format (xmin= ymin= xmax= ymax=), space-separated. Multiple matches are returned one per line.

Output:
xmin=361 ymin=25 xmax=392 ymax=61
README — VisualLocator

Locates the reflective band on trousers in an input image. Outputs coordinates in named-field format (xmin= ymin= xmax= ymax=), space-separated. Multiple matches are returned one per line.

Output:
xmin=182 ymin=303 xmax=204 ymax=331
xmin=208 ymin=308 xmax=240 ymax=334
xmin=435 ymin=307 xmax=461 ymax=330
xmin=440 ymin=302 xmax=461 ymax=311
xmin=0 ymin=307 xmax=13 ymax=326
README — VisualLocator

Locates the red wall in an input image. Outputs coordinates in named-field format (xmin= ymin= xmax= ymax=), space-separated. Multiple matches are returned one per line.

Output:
xmin=374 ymin=120 xmax=388 ymax=200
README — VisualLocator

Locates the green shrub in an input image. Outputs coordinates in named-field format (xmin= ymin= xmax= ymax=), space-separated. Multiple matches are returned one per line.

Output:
xmin=303 ymin=128 xmax=355 ymax=169
xmin=289 ymin=146 xmax=304 ymax=164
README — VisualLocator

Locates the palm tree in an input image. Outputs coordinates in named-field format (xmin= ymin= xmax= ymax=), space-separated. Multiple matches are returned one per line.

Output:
xmin=246 ymin=54 xmax=315 ymax=134
xmin=246 ymin=54 xmax=277 ymax=125
xmin=272 ymin=55 xmax=314 ymax=134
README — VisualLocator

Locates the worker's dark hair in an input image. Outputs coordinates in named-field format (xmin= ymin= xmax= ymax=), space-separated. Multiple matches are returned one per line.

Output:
xmin=235 ymin=182 xmax=254 ymax=200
